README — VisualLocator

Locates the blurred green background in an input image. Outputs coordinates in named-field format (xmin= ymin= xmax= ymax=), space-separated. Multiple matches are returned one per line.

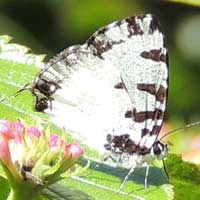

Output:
xmin=0 ymin=0 xmax=200 ymax=161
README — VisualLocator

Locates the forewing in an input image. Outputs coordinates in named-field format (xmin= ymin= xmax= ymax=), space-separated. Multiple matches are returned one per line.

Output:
xmin=37 ymin=14 xmax=168 ymax=151
xmin=86 ymin=14 xmax=168 ymax=148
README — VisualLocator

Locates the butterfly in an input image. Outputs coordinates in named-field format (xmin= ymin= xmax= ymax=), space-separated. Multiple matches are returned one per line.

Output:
xmin=32 ymin=14 xmax=169 ymax=190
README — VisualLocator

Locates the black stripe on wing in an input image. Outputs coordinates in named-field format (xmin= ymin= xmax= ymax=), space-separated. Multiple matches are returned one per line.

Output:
xmin=86 ymin=14 xmax=162 ymax=58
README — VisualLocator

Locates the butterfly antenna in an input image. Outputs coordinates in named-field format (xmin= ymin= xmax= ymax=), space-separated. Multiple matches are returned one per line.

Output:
xmin=160 ymin=121 xmax=200 ymax=141
xmin=0 ymin=83 xmax=31 ymax=103
xmin=162 ymin=159 xmax=169 ymax=180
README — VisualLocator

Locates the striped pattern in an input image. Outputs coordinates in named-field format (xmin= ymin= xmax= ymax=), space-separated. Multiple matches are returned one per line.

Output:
xmin=32 ymin=14 xmax=168 ymax=156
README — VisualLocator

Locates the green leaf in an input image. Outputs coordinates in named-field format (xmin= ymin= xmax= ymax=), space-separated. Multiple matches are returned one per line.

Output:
xmin=3 ymin=34 xmax=200 ymax=200
xmin=41 ymin=183 xmax=94 ymax=200
xmin=63 ymin=158 xmax=173 ymax=200
xmin=166 ymin=154 xmax=200 ymax=200
xmin=166 ymin=0 xmax=200 ymax=7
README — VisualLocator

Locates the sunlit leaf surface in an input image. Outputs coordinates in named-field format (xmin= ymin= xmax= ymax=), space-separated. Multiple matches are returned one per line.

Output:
xmin=3 ymin=35 xmax=200 ymax=200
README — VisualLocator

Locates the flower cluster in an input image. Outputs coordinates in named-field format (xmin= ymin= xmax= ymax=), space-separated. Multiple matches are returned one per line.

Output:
xmin=0 ymin=119 xmax=84 ymax=187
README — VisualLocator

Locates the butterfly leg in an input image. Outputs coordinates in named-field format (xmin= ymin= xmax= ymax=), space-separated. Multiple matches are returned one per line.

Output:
xmin=144 ymin=165 xmax=149 ymax=189
xmin=118 ymin=164 xmax=136 ymax=192
xmin=103 ymin=154 xmax=117 ymax=162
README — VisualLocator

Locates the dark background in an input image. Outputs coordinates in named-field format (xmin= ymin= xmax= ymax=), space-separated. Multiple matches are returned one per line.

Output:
xmin=0 ymin=0 xmax=200 ymax=158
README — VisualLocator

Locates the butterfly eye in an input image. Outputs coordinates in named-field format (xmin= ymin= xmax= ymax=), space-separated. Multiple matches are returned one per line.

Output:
xmin=35 ymin=79 xmax=60 ymax=96
xmin=114 ymin=82 xmax=124 ymax=89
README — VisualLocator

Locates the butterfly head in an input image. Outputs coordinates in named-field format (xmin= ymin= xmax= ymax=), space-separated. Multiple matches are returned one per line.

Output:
xmin=32 ymin=77 xmax=61 ymax=112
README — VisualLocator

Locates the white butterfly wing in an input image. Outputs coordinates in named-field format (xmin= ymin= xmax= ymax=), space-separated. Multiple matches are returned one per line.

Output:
xmin=86 ymin=14 xmax=168 ymax=148
xmin=44 ymin=46 xmax=133 ymax=152
xmin=35 ymin=14 xmax=168 ymax=152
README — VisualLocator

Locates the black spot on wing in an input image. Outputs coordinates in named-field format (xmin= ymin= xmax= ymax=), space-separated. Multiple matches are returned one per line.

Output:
xmin=105 ymin=134 xmax=151 ymax=155
xmin=137 ymin=84 xmax=167 ymax=103
xmin=149 ymin=16 xmax=161 ymax=34
xmin=97 ymin=26 xmax=108 ymax=35
xmin=160 ymin=53 xmax=168 ymax=63
xmin=87 ymin=35 xmax=125 ymax=57
xmin=125 ymin=108 xmax=164 ymax=122
xmin=150 ymin=125 xmax=162 ymax=136
xmin=125 ymin=110 xmax=133 ymax=118
xmin=114 ymin=82 xmax=124 ymax=89
xmin=87 ymin=36 xmax=112 ymax=58
xmin=141 ymin=125 xmax=163 ymax=138
xmin=137 ymin=84 xmax=156 ymax=95
xmin=140 ymin=49 xmax=167 ymax=63
xmin=141 ymin=126 xmax=162 ymax=142
xmin=141 ymin=128 xmax=150 ymax=137
xmin=156 ymin=85 xmax=167 ymax=103
xmin=125 ymin=16 xmax=144 ymax=37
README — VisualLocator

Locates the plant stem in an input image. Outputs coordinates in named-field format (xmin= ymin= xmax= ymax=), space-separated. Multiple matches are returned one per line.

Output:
xmin=7 ymin=185 xmax=39 ymax=200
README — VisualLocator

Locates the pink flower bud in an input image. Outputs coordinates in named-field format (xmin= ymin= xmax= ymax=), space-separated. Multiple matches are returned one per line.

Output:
xmin=10 ymin=121 xmax=25 ymax=143
xmin=0 ymin=119 xmax=84 ymax=187
xmin=50 ymin=134 xmax=66 ymax=148
xmin=0 ymin=120 xmax=14 ymax=140
xmin=50 ymin=134 xmax=59 ymax=147
xmin=27 ymin=127 xmax=42 ymax=137
xmin=64 ymin=144 xmax=84 ymax=162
